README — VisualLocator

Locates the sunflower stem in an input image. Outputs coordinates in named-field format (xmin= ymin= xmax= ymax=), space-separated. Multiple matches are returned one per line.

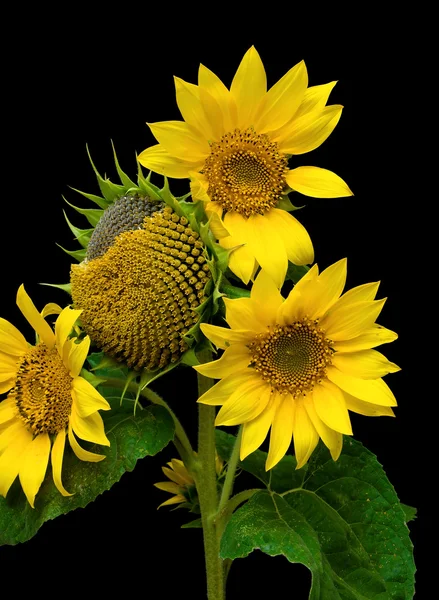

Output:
xmin=218 ymin=426 xmax=242 ymax=515
xmin=101 ymin=378 xmax=195 ymax=470
xmin=195 ymin=348 xmax=225 ymax=600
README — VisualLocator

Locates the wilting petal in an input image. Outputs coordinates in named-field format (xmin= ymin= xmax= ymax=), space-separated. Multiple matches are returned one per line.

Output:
xmin=51 ymin=429 xmax=72 ymax=497
xmin=72 ymin=376 xmax=111 ymax=417
xmin=286 ymin=166 xmax=353 ymax=198
xmin=158 ymin=495 xmax=186 ymax=508
xmin=68 ymin=424 xmax=106 ymax=462
xmin=16 ymin=285 xmax=55 ymax=348
xmin=154 ymin=481 xmax=182 ymax=494
xmin=68 ymin=336 xmax=90 ymax=378
xmin=70 ymin=406 xmax=110 ymax=446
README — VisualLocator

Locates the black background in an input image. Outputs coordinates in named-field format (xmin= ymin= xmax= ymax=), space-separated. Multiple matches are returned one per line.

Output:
xmin=0 ymin=15 xmax=425 ymax=598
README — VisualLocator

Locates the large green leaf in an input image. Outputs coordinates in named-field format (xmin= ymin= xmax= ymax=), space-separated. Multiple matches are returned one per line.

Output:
xmin=218 ymin=432 xmax=415 ymax=599
xmin=0 ymin=399 xmax=174 ymax=545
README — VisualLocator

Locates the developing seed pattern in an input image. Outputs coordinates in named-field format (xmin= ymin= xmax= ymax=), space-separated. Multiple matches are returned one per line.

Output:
xmin=71 ymin=207 xmax=211 ymax=370
xmin=203 ymin=128 xmax=289 ymax=216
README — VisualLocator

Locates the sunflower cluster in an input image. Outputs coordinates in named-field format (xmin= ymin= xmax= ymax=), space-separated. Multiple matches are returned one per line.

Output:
xmin=0 ymin=46 xmax=399 ymax=512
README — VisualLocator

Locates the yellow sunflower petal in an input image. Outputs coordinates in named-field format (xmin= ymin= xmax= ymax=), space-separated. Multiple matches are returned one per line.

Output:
xmin=286 ymin=167 xmax=353 ymax=198
xmin=0 ymin=378 xmax=15 ymax=394
xmin=321 ymin=299 xmax=386 ymax=341
xmin=190 ymin=171 xmax=211 ymax=203
xmin=0 ymin=317 xmax=28 ymax=356
xmin=332 ymin=282 xmax=380 ymax=310
xmin=148 ymin=121 xmax=210 ymax=161
xmin=266 ymin=394 xmax=295 ymax=470
xmin=240 ymin=389 xmax=277 ymax=460
xmin=332 ymin=349 xmax=400 ymax=379
xmin=16 ymin=285 xmax=55 ymax=348
xmin=250 ymin=269 xmax=284 ymax=324
xmin=168 ymin=459 xmax=193 ymax=484
xmin=68 ymin=424 xmax=106 ymax=462
xmin=70 ymin=406 xmax=110 ymax=446
xmin=198 ymin=85 xmax=226 ymax=140
xmin=72 ymin=376 xmax=111 ymax=418
xmin=55 ymin=307 xmax=82 ymax=358
xmin=343 ymin=392 xmax=395 ymax=417
xmin=294 ymin=81 xmax=338 ymax=119
xmin=200 ymin=324 xmax=254 ymax=350
xmin=198 ymin=63 xmax=237 ymax=131
xmin=223 ymin=296 xmax=266 ymax=332
xmin=0 ymin=419 xmax=24 ymax=452
xmin=312 ymin=380 xmax=353 ymax=435
xmin=41 ymin=303 xmax=62 ymax=319
xmin=66 ymin=336 xmax=90 ymax=378
xmin=265 ymin=209 xmax=314 ymax=266
xmin=292 ymin=401 xmax=319 ymax=469
xmin=174 ymin=76 xmax=214 ymax=138
xmin=215 ymin=381 xmax=271 ymax=426
xmin=158 ymin=495 xmax=186 ymax=508
xmin=0 ymin=351 xmax=19 ymax=382
xmin=290 ymin=257 xmax=347 ymax=321
xmin=220 ymin=236 xmax=257 ymax=285
xmin=138 ymin=144 xmax=200 ymax=178
xmin=327 ymin=367 xmax=397 ymax=406
xmin=0 ymin=424 xmax=32 ymax=497
xmin=197 ymin=370 xmax=259 ymax=406
xmin=51 ymin=428 xmax=72 ymax=497
xmin=19 ymin=433 xmax=51 ymax=508
xmin=255 ymin=60 xmax=308 ymax=133
xmin=0 ymin=398 xmax=17 ymax=426
xmin=230 ymin=46 xmax=267 ymax=129
xmin=278 ymin=105 xmax=343 ymax=155
xmin=304 ymin=397 xmax=343 ymax=461
xmin=332 ymin=325 xmax=398 ymax=352
xmin=154 ymin=481 xmax=183 ymax=494
xmin=277 ymin=263 xmax=320 ymax=324
xmin=193 ymin=344 xmax=251 ymax=379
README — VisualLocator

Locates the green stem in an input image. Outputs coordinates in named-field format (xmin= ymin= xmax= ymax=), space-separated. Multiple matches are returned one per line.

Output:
xmin=101 ymin=378 xmax=195 ymax=469
xmin=218 ymin=426 xmax=242 ymax=514
xmin=194 ymin=349 xmax=224 ymax=600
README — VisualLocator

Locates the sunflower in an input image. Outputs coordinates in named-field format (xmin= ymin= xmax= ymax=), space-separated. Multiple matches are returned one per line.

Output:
xmin=194 ymin=259 xmax=399 ymax=470
xmin=0 ymin=285 xmax=110 ymax=508
xmin=138 ymin=46 xmax=353 ymax=286
xmin=154 ymin=454 xmax=224 ymax=509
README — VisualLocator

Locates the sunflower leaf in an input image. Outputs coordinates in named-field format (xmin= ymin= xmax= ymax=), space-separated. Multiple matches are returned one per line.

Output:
xmin=217 ymin=432 xmax=415 ymax=599
xmin=0 ymin=399 xmax=174 ymax=546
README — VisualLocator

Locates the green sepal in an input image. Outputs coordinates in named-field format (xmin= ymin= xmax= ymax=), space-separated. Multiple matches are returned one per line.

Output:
xmin=159 ymin=176 xmax=186 ymax=215
xmin=181 ymin=518 xmax=202 ymax=529
xmin=277 ymin=193 xmax=304 ymax=211
xmin=63 ymin=210 xmax=93 ymax=249
xmin=136 ymin=161 xmax=162 ymax=200
xmin=87 ymin=145 xmax=126 ymax=202
xmin=138 ymin=360 xmax=180 ymax=391
xmin=40 ymin=282 xmax=72 ymax=295
xmin=180 ymin=347 xmax=200 ymax=367
xmin=79 ymin=368 xmax=107 ymax=387
xmin=0 ymin=397 xmax=174 ymax=546
xmin=56 ymin=244 xmax=87 ymax=262
xmin=111 ymin=141 xmax=137 ymax=189
xmin=63 ymin=196 xmax=104 ymax=227
xmin=286 ymin=262 xmax=310 ymax=284
xmin=69 ymin=186 xmax=111 ymax=209
xmin=87 ymin=352 xmax=127 ymax=377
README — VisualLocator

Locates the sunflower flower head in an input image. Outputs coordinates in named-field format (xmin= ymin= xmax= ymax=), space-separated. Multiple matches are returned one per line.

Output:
xmin=195 ymin=259 xmax=400 ymax=471
xmin=0 ymin=286 xmax=110 ymax=508
xmin=154 ymin=454 xmax=224 ymax=510
xmin=138 ymin=46 xmax=353 ymax=286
